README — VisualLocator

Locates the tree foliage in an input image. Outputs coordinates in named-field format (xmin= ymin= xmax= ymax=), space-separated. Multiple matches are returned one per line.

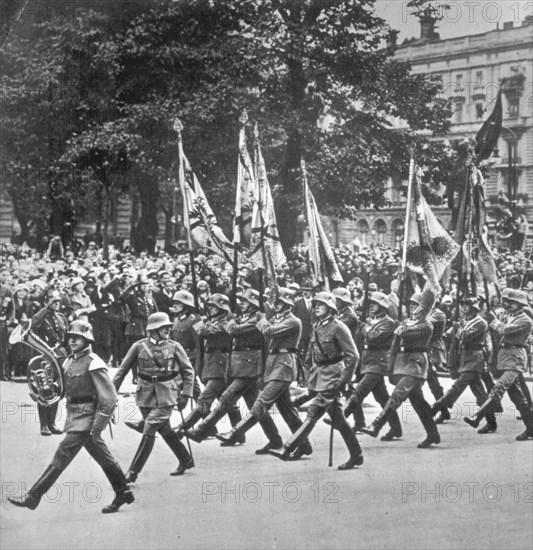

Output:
xmin=1 ymin=0 xmax=453 ymax=250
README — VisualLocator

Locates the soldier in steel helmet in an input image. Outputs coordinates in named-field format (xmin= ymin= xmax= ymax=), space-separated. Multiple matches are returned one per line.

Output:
xmin=9 ymin=320 xmax=134 ymax=514
xmin=464 ymin=289 xmax=533 ymax=440
xmin=31 ymin=289 xmax=69 ymax=436
xmin=361 ymin=287 xmax=441 ymax=449
xmin=186 ymin=288 xmax=283 ymax=452
xmin=216 ymin=288 xmax=311 ymax=455
xmin=173 ymin=294 xmax=243 ymax=440
xmin=328 ymin=291 xmax=402 ymax=441
xmin=269 ymin=291 xmax=363 ymax=470
xmin=114 ymin=312 xmax=195 ymax=481
xmin=431 ymin=296 xmax=497 ymax=433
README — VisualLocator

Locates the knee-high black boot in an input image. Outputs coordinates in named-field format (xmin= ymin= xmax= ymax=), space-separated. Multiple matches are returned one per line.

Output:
xmin=125 ymin=435 xmax=155 ymax=483
xmin=225 ymin=407 xmax=245 ymax=445
xmin=464 ymin=397 xmax=496 ymax=429
xmin=187 ymin=408 xmax=225 ymax=443
xmin=47 ymin=402 xmax=62 ymax=434
xmin=159 ymin=426 xmax=194 ymax=476
xmin=101 ymin=463 xmax=135 ymax=514
xmin=516 ymin=406 xmax=533 ymax=441
xmin=215 ymin=413 xmax=258 ymax=445
xmin=334 ymin=414 xmax=364 ymax=470
xmin=38 ymin=405 xmax=51 ymax=436
xmin=413 ymin=398 xmax=440 ymax=448
xmin=269 ymin=417 xmax=316 ymax=461
xmin=8 ymin=465 xmax=62 ymax=510
xmin=360 ymin=403 xmax=397 ymax=438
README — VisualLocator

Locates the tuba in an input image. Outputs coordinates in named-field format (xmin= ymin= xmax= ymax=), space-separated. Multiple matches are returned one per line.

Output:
xmin=9 ymin=321 xmax=65 ymax=406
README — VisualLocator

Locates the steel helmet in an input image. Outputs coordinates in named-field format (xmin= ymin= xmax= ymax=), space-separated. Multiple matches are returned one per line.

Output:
xmin=146 ymin=312 xmax=173 ymax=331
xmin=459 ymin=296 xmax=481 ymax=310
xmin=505 ymin=289 xmax=529 ymax=306
xmin=172 ymin=290 xmax=195 ymax=309
xmin=67 ymin=320 xmax=94 ymax=342
xmin=237 ymin=288 xmax=260 ymax=309
xmin=47 ymin=290 xmax=63 ymax=304
xmin=409 ymin=292 xmax=422 ymax=305
xmin=206 ymin=293 xmax=231 ymax=312
xmin=276 ymin=287 xmax=295 ymax=307
xmin=333 ymin=287 xmax=353 ymax=305
xmin=312 ymin=291 xmax=338 ymax=312
xmin=369 ymin=292 xmax=390 ymax=310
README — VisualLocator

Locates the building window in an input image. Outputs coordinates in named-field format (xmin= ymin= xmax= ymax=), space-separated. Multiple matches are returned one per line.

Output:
xmin=476 ymin=71 xmax=483 ymax=85
xmin=392 ymin=219 xmax=404 ymax=250
xmin=356 ymin=219 xmax=369 ymax=247
xmin=476 ymin=103 xmax=484 ymax=119
xmin=455 ymin=101 xmax=463 ymax=123
xmin=373 ymin=219 xmax=387 ymax=245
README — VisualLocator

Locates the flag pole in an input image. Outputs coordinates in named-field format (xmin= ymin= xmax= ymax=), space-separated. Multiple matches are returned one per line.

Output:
xmin=398 ymin=150 xmax=415 ymax=321
xmin=253 ymin=122 xmax=267 ymax=312
xmin=174 ymin=117 xmax=200 ymax=313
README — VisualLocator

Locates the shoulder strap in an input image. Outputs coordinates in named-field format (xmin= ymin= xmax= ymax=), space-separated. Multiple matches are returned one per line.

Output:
xmin=140 ymin=341 xmax=167 ymax=371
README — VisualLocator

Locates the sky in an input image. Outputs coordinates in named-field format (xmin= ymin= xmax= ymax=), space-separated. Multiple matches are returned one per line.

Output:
xmin=374 ymin=0 xmax=533 ymax=41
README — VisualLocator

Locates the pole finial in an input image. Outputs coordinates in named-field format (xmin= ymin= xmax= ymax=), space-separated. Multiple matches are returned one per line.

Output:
xmin=173 ymin=118 xmax=183 ymax=133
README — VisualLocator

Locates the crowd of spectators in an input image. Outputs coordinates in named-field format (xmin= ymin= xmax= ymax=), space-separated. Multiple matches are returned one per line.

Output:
xmin=1 ymin=235 xmax=532 ymax=380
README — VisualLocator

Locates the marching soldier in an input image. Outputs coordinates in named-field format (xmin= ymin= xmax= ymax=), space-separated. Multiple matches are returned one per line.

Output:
xmin=333 ymin=292 xmax=402 ymax=441
xmin=269 ymin=291 xmax=363 ymax=470
xmin=172 ymin=294 xmax=243 ymax=440
xmin=431 ymin=296 xmax=497 ymax=433
xmin=31 ymin=289 xmax=69 ymax=436
xmin=464 ymin=289 xmax=533 ymax=440
xmin=114 ymin=312 xmax=195 ymax=481
xmin=216 ymin=288 xmax=311 ymax=457
xmin=186 ymin=288 xmax=284 ymax=452
xmin=9 ymin=320 xmax=134 ymax=514
xmin=361 ymin=286 xmax=440 ymax=448
xmin=426 ymin=298 xmax=451 ymax=424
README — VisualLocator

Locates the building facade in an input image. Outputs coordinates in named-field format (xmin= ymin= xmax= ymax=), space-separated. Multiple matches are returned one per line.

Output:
xmin=337 ymin=15 xmax=533 ymax=251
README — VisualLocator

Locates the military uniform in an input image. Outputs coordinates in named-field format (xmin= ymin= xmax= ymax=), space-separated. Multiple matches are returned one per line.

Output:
xmin=216 ymin=308 xmax=306 ymax=448
xmin=344 ymin=311 xmax=402 ymax=440
xmin=362 ymin=311 xmax=440 ymax=448
xmin=187 ymin=312 xmax=282 ymax=448
xmin=271 ymin=313 xmax=363 ymax=469
xmin=114 ymin=336 xmax=195 ymax=480
xmin=9 ymin=345 xmax=133 ymax=512
xmin=433 ymin=313 xmax=496 ymax=429
xmin=425 ymin=308 xmax=448 ymax=407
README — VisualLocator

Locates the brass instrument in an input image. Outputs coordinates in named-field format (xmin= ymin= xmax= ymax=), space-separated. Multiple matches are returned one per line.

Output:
xmin=9 ymin=322 xmax=65 ymax=406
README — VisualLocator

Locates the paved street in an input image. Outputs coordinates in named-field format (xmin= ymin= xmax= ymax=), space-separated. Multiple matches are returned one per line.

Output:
xmin=1 ymin=376 xmax=532 ymax=550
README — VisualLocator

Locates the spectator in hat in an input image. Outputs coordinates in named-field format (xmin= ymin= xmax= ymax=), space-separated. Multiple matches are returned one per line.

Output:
xmin=68 ymin=277 xmax=95 ymax=322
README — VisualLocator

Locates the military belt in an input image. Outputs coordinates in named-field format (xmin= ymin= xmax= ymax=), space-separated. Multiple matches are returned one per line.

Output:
xmin=363 ymin=345 xmax=390 ymax=350
xmin=316 ymin=355 xmax=343 ymax=366
xmin=138 ymin=372 xmax=177 ymax=383
xmin=500 ymin=343 xmax=528 ymax=349
xmin=204 ymin=347 xmax=230 ymax=353
xmin=399 ymin=347 xmax=427 ymax=353
xmin=233 ymin=346 xmax=261 ymax=352
xmin=462 ymin=344 xmax=484 ymax=351
xmin=270 ymin=348 xmax=298 ymax=354
xmin=68 ymin=396 xmax=96 ymax=404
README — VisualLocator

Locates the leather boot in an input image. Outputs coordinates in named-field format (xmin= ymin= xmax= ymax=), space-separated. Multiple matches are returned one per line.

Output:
xmin=434 ymin=408 xmax=451 ymax=424
xmin=336 ymin=416 xmax=363 ymax=470
xmin=225 ymin=407 xmax=245 ymax=445
xmin=186 ymin=408 xmax=224 ymax=443
xmin=478 ymin=413 xmax=497 ymax=434
xmin=269 ymin=417 xmax=315 ymax=461
xmin=8 ymin=465 xmax=62 ymax=510
xmin=159 ymin=426 xmax=194 ymax=476
xmin=416 ymin=404 xmax=441 ymax=448
xmin=516 ymin=407 xmax=533 ymax=441
xmin=360 ymin=404 xmax=395 ymax=438
xmin=291 ymin=391 xmax=312 ymax=408
xmin=101 ymin=463 xmax=135 ymax=513
xmin=47 ymin=403 xmax=62 ymax=434
xmin=125 ymin=420 xmax=145 ymax=434
xmin=125 ymin=435 xmax=155 ymax=483
xmin=215 ymin=413 xmax=257 ymax=446
xmin=255 ymin=435 xmax=283 ymax=455
xmin=380 ymin=409 xmax=403 ymax=441
xmin=38 ymin=405 xmax=51 ymax=436
xmin=173 ymin=407 xmax=203 ymax=437
xmin=464 ymin=397 xmax=495 ymax=429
